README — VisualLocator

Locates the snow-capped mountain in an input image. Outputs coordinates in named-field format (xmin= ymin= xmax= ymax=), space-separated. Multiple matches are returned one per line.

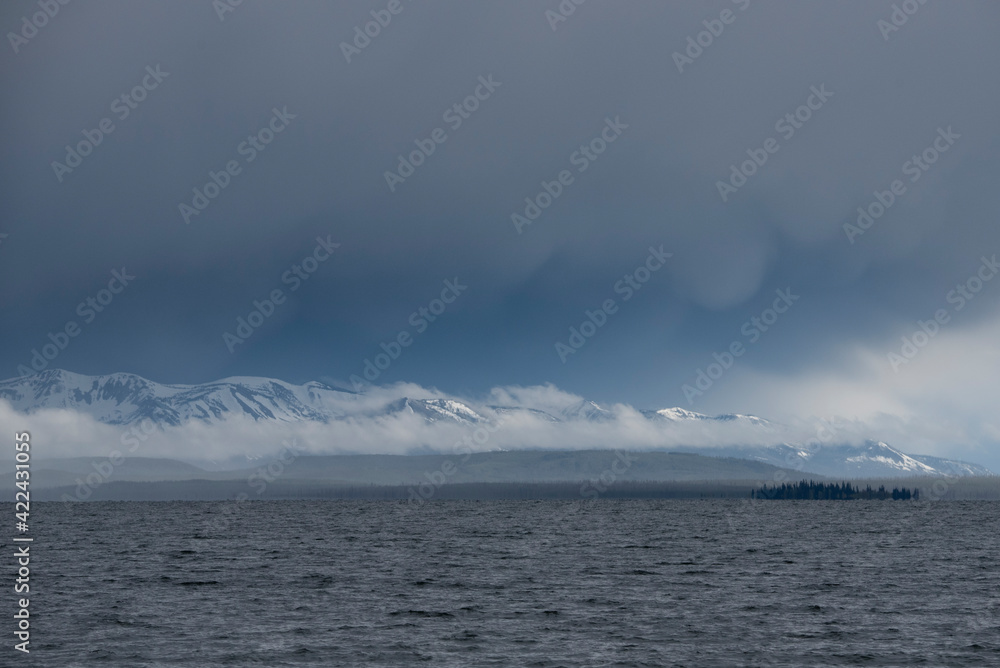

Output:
xmin=905 ymin=454 xmax=994 ymax=477
xmin=486 ymin=405 xmax=561 ymax=422
xmin=646 ymin=407 xmax=710 ymax=421
xmin=561 ymin=399 xmax=614 ymax=422
xmin=693 ymin=440 xmax=994 ymax=479
xmin=1 ymin=370 xmax=992 ymax=478
xmin=0 ymin=369 xmax=352 ymax=425
xmin=641 ymin=407 xmax=773 ymax=427
xmin=0 ymin=369 xmax=501 ymax=428
xmin=376 ymin=397 xmax=487 ymax=425
xmin=1 ymin=370 xmax=767 ymax=430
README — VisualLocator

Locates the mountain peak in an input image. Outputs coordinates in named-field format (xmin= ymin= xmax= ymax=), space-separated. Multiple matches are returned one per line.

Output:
xmin=1 ymin=371 xmax=991 ymax=478
xmin=561 ymin=399 xmax=613 ymax=422
xmin=654 ymin=407 xmax=710 ymax=420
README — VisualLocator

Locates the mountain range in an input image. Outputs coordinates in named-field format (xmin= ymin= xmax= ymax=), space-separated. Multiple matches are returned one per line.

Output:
xmin=1 ymin=369 xmax=992 ymax=479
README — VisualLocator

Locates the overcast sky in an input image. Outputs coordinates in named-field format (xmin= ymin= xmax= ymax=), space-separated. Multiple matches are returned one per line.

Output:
xmin=2 ymin=0 xmax=999 ymax=464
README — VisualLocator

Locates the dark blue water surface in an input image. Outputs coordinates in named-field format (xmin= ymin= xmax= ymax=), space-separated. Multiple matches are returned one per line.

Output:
xmin=7 ymin=500 xmax=1000 ymax=666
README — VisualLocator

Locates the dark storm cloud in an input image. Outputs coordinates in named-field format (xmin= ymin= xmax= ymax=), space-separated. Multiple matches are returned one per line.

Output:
xmin=2 ymin=0 xmax=1000 ymax=456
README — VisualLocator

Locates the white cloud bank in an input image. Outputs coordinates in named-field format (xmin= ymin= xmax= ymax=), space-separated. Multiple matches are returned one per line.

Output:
xmin=2 ymin=370 xmax=994 ymax=469
xmin=705 ymin=314 xmax=1000 ymax=468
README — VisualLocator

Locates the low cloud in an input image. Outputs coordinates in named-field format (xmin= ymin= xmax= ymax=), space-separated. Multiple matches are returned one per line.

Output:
xmin=705 ymin=314 xmax=1000 ymax=468
xmin=0 ymin=379 xmax=893 ymax=466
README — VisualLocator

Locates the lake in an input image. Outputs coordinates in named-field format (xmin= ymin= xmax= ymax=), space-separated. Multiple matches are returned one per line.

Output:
xmin=13 ymin=499 xmax=1000 ymax=666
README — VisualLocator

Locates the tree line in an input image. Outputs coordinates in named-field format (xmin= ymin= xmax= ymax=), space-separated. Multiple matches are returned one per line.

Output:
xmin=753 ymin=480 xmax=918 ymax=500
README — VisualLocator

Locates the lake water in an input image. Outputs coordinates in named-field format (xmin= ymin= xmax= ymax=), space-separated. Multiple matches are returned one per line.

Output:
xmin=11 ymin=499 xmax=1000 ymax=666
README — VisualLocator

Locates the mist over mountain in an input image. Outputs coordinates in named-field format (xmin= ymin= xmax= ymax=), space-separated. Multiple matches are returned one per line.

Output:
xmin=1 ymin=369 xmax=990 ymax=479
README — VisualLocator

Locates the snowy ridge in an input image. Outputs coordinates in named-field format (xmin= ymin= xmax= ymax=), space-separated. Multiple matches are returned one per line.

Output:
xmin=690 ymin=440 xmax=993 ymax=479
xmin=644 ymin=407 xmax=772 ymax=427
xmin=561 ymin=400 xmax=614 ymax=422
xmin=0 ymin=371 xmax=775 ymax=431
xmin=844 ymin=441 xmax=937 ymax=474
xmin=0 ymin=370 xmax=992 ymax=478
xmin=376 ymin=398 xmax=487 ymax=426
xmin=0 ymin=369 xmax=348 ymax=426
